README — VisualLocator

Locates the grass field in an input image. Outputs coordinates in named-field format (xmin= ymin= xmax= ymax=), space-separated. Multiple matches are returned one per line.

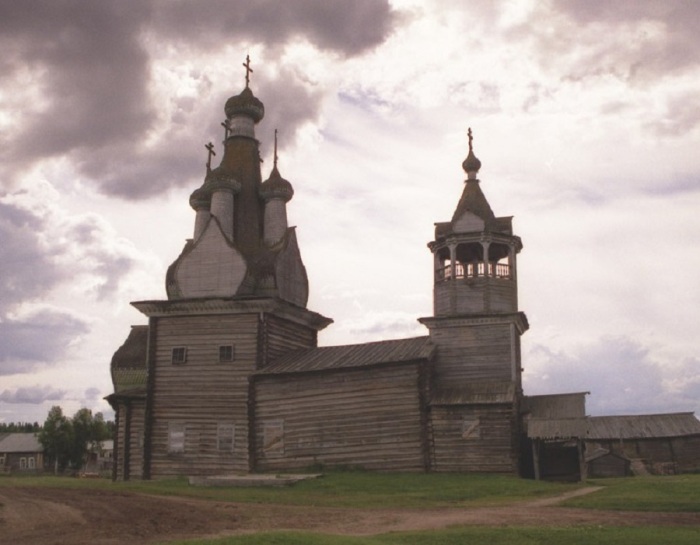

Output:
xmin=3 ymin=471 xmax=699 ymax=545
xmin=0 ymin=471 xmax=582 ymax=508
xmin=164 ymin=526 xmax=700 ymax=545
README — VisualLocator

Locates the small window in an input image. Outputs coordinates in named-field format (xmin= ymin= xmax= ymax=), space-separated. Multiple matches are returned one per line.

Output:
xmin=168 ymin=422 xmax=186 ymax=454
xmin=20 ymin=457 xmax=27 ymax=470
xmin=219 ymin=345 xmax=234 ymax=362
xmin=28 ymin=457 xmax=36 ymax=469
xmin=171 ymin=347 xmax=187 ymax=364
xmin=217 ymin=423 xmax=235 ymax=453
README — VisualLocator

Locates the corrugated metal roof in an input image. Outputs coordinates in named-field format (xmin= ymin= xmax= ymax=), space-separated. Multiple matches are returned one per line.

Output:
xmin=523 ymin=392 xmax=589 ymax=419
xmin=431 ymin=381 xmax=515 ymax=405
xmin=527 ymin=413 xmax=700 ymax=440
xmin=0 ymin=433 xmax=42 ymax=453
xmin=257 ymin=336 xmax=434 ymax=375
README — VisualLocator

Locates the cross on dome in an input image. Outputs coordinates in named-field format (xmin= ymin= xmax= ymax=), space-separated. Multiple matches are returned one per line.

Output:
xmin=243 ymin=54 xmax=253 ymax=88
xmin=205 ymin=142 xmax=216 ymax=170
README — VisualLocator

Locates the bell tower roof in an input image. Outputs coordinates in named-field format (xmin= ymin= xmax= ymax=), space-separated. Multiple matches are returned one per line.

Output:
xmin=450 ymin=129 xmax=496 ymax=228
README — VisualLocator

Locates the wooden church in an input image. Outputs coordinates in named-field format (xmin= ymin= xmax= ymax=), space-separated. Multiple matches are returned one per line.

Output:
xmin=107 ymin=62 xmax=700 ymax=481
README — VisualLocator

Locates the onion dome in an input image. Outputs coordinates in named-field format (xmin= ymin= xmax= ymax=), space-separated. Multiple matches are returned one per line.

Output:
xmin=189 ymin=166 xmax=241 ymax=211
xmin=462 ymin=127 xmax=481 ymax=179
xmin=204 ymin=165 xmax=241 ymax=193
xmin=189 ymin=186 xmax=210 ymax=211
xmin=260 ymin=165 xmax=294 ymax=202
xmin=224 ymin=87 xmax=264 ymax=123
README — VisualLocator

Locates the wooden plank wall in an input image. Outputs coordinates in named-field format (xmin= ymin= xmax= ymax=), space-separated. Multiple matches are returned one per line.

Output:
xmin=600 ymin=437 xmax=700 ymax=475
xmin=261 ymin=314 xmax=317 ymax=367
xmin=430 ymin=323 xmax=514 ymax=385
xmin=127 ymin=400 xmax=146 ymax=480
xmin=434 ymin=278 xmax=516 ymax=316
xmin=430 ymin=404 xmax=518 ymax=473
xmin=148 ymin=313 xmax=259 ymax=477
xmin=253 ymin=363 xmax=427 ymax=472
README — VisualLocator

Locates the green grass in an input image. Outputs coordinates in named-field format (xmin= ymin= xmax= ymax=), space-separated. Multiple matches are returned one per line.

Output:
xmin=563 ymin=474 xmax=700 ymax=512
xmin=0 ymin=471 xmax=581 ymax=508
xmin=162 ymin=526 xmax=700 ymax=545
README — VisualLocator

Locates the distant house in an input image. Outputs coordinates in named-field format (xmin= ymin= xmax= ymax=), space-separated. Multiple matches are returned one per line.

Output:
xmin=0 ymin=433 xmax=44 ymax=473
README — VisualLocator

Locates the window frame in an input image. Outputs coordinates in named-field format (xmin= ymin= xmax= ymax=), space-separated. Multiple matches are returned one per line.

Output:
xmin=218 ymin=344 xmax=234 ymax=363
xmin=171 ymin=347 xmax=187 ymax=365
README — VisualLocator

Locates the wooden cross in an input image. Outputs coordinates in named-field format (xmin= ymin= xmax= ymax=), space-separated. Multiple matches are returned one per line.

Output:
xmin=243 ymin=54 xmax=253 ymax=87
xmin=221 ymin=119 xmax=231 ymax=141
xmin=468 ymin=127 xmax=474 ymax=152
xmin=205 ymin=142 xmax=216 ymax=170
xmin=273 ymin=129 xmax=279 ymax=168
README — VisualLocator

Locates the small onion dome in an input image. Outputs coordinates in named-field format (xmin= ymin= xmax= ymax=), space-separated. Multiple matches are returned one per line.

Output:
xmin=260 ymin=165 xmax=294 ymax=202
xmin=462 ymin=148 xmax=481 ymax=176
xmin=204 ymin=165 xmax=241 ymax=194
xmin=224 ymin=86 xmax=264 ymax=123
xmin=189 ymin=185 xmax=210 ymax=211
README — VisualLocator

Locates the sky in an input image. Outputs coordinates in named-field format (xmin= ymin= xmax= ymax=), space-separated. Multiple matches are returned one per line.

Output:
xmin=1 ymin=0 xmax=699 ymax=425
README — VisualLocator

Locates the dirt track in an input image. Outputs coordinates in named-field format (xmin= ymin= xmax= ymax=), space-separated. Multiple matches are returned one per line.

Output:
xmin=1 ymin=485 xmax=699 ymax=545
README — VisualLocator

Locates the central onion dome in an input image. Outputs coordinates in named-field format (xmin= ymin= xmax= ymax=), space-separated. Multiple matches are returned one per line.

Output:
xmin=224 ymin=87 xmax=264 ymax=123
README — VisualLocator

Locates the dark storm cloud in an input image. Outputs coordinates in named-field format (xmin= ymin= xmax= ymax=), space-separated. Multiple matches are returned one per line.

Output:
xmin=1 ymin=0 xmax=398 ymax=199
xmin=0 ymin=0 xmax=155 ymax=185
xmin=152 ymin=0 xmax=397 ymax=57
xmin=0 ymin=385 xmax=67 ymax=404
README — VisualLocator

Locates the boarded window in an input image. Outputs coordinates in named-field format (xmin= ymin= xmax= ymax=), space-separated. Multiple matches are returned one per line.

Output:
xmin=217 ymin=423 xmax=235 ymax=453
xmin=171 ymin=347 xmax=187 ymax=364
xmin=462 ymin=418 xmax=481 ymax=440
xmin=168 ymin=422 xmax=186 ymax=453
xmin=263 ymin=420 xmax=284 ymax=457
xmin=219 ymin=345 xmax=234 ymax=362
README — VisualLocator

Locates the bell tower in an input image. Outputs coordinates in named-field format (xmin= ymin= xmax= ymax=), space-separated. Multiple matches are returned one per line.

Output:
xmin=420 ymin=131 xmax=528 ymax=472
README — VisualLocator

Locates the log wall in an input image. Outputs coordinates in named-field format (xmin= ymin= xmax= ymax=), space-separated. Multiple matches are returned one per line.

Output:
xmin=253 ymin=363 xmax=428 ymax=472
xmin=429 ymin=322 xmax=517 ymax=387
xmin=430 ymin=404 xmax=518 ymax=473
xmin=148 ymin=313 xmax=259 ymax=477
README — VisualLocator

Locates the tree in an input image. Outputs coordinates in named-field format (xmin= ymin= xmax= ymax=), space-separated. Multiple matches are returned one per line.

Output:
xmin=69 ymin=409 xmax=112 ymax=471
xmin=38 ymin=406 xmax=74 ymax=474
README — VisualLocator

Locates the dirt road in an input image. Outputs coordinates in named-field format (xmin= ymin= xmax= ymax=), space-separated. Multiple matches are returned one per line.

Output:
xmin=1 ymin=485 xmax=698 ymax=545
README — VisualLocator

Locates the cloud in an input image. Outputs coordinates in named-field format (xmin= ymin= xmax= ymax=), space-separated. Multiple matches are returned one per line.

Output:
xmin=0 ymin=385 xmax=67 ymax=405
xmin=151 ymin=0 xmax=398 ymax=57
xmin=0 ymin=306 xmax=90 ymax=375
xmin=0 ymin=0 xmax=399 ymax=200
xmin=524 ymin=336 xmax=700 ymax=416
xmin=0 ymin=1 xmax=154 ymax=188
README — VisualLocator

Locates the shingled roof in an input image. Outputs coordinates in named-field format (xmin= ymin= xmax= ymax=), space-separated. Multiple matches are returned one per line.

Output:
xmin=110 ymin=325 xmax=148 ymax=394
xmin=257 ymin=336 xmax=435 ymax=376
xmin=527 ymin=412 xmax=700 ymax=440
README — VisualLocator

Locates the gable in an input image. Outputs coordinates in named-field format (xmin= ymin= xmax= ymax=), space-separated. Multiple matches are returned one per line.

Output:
xmin=452 ymin=211 xmax=485 ymax=233
xmin=174 ymin=219 xmax=247 ymax=298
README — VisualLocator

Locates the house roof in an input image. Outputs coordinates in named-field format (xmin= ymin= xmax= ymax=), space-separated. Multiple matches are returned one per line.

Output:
xmin=257 ymin=336 xmax=435 ymax=376
xmin=527 ymin=412 xmax=700 ymax=440
xmin=0 ymin=433 xmax=42 ymax=453
xmin=431 ymin=381 xmax=515 ymax=405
